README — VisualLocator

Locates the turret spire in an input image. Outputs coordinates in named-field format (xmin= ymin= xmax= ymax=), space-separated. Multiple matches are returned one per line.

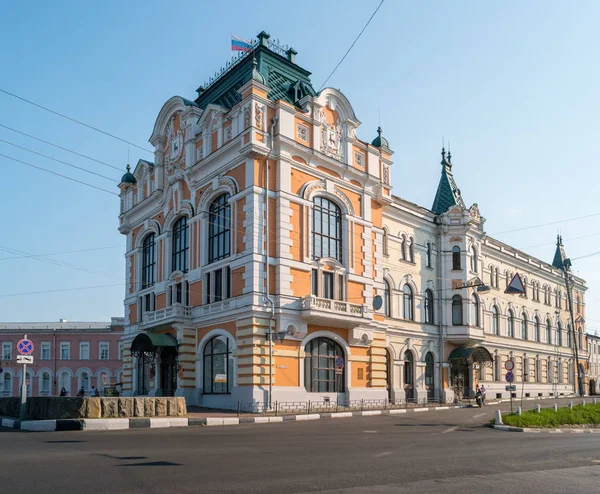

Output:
xmin=431 ymin=147 xmax=465 ymax=214
xmin=552 ymin=234 xmax=566 ymax=270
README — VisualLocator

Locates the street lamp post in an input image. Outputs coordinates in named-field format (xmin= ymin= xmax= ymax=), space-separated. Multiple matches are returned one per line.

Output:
xmin=562 ymin=259 xmax=584 ymax=397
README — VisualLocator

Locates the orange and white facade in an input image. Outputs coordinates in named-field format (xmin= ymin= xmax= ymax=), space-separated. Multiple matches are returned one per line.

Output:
xmin=118 ymin=32 xmax=588 ymax=408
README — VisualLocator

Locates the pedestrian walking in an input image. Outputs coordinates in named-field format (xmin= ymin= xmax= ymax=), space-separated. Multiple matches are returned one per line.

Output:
xmin=59 ymin=387 xmax=67 ymax=397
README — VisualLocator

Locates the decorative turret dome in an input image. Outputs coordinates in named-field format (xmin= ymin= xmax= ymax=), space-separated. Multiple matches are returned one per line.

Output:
xmin=371 ymin=126 xmax=389 ymax=148
xmin=120 ymin=165 xmax=136 ymax=185
xmin=251 ymin=56 xmax=266 ymax=85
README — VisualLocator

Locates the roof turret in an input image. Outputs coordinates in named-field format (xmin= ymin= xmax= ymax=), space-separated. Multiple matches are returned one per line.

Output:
xmin=371 ymin=126 xmax=390 ymax=149
xmin=120 ymin=165 xmax=136 ymax=185
xmin=431 ymin=147 xmax=466 ymax=214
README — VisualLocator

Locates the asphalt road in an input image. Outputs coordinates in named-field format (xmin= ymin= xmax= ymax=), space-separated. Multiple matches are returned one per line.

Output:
xmin=1 ymin=398 xmax=599 ymax=493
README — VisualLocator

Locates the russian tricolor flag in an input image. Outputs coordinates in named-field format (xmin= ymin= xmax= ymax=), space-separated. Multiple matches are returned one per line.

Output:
xmin=231 ymin=34 xmax=252 ymax=52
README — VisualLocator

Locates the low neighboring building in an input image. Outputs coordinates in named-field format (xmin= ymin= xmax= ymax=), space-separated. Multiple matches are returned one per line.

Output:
xmin=0 ymin=317 xmax=124 ymax=397
xmin=587 ymin=333 xmax=600 ymax=395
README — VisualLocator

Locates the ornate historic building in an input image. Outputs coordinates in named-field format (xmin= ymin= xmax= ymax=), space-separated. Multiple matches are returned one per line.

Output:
xmin=118 ymin=31 xmax=588 ymax=408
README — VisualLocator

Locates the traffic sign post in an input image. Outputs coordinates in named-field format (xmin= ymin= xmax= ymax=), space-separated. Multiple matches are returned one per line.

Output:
xmin=505 ymin=363 xmax=515 ymax=414
xmin=17 ymin=335 xmax=34 ymax=421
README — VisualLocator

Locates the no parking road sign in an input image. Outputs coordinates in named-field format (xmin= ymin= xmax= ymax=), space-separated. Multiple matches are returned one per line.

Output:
xmin=505 ymin=371 xmax=515 ymax=383
xmin=17 ymin=339 xmax=34 ymax=355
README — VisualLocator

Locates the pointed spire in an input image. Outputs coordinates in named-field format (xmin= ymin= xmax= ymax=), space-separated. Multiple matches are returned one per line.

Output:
xmin=432 ymin=147 xmax=465 ymax=214
xmin=552 ymin=234 xmax=566 ymax=270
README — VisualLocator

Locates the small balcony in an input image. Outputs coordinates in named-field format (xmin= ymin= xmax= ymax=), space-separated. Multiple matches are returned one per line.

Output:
xmin=445 ymin=325 xmax=485 ymax=345
xmin=300 ymin=296 xmax=370 ymax=328
xmin=141 ymin=304 xmax=191 ymax=329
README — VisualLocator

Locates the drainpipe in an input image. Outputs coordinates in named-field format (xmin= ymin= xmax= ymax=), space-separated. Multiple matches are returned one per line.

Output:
xmin=53 ymin=328 xmax=57 ymax=396
xmin=264 ymin=117 xmax=278 ymax=407
xmin=436 ymin=219 xmax=445 ymax=403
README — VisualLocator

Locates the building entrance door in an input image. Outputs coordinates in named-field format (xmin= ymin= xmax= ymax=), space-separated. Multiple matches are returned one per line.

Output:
xmin=160 ymin=346 xmax=178 ymax=397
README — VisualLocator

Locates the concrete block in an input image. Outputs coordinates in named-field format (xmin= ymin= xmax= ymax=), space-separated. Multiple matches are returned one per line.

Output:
xmin=155 ymin=398 xmax=167 ymax=417
xmin=176 ymin=397 xmax=187 ymax=416
xmin=101 ymin=398 xmax=119 ymax=418
xmin=168 ymin=418 xmax=188 ymax=427
xmin=87 ymin=398 xmax=101 ymax=419
xmin=133 ymin=398 xmax=145 ymax=417
xmin=83 ymin=419 xmax=108 ymax=430
xmin=166 ymin=398 xmax=178 ymax=417
xmin=21 ymin=420 xmax=57 ymax=431
xmin=118 ymin=398 xmax=133 ymax=418
xmin=105 ymin=419 xmax=129 ymax=430
xmin=149 ymin=418 xmax=170 ymax=428
xmin=144 ymin=398 xmax=156 ymax=417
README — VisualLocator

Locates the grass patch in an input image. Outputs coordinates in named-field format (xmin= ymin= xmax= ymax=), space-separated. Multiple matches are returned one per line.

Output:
xmin=502 ymin=403 xmax=600 ymax=428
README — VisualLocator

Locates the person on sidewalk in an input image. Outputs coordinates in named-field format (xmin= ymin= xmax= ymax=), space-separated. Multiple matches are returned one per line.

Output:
xmin=480 ymin=385 xmax=486 ymax=405
xmin=77 ymin=387 xmax=85 ymax=397
xmin=59 ymin=387 xmax=68 ymax=397
xmin=89 ymin=386 xmax=99 ymax=397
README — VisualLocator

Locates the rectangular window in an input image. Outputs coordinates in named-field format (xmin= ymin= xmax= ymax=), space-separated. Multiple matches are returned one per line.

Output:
xmin=2 ymin=342 xmax=11 ymax=360
xmin=214 ymin=268 xmax=223 ymax=302
xmin=322 ymin=272 xmax=334 ymax=299
xmin=80 ymin=342 xmax=90 ymax=360
xmin=60 ymin=342 xmax=70 ymax=360
xmin=41 ymin=342 xmax=51 ymax=360
xmin=338 ymin=274 xmax=344 ymax=301
xmin=311 ymin=269 xmax=318 ymax=296
xmin=144 ymin=293 xmax=154 ymax=313
xmin=176 ymin=282 xmax=182 ymax=304
xmin=118 ymin=342 xmax=124 ymax=361
xmin=225 ymin=267 xmax=231 ymax=299
xmin=205 ymin=272 xmax=211 ymax=304
xmin=99 ymin=342 xmax=109 ymax=360
xmin=185 ymin=281 xmax=190 ymax=306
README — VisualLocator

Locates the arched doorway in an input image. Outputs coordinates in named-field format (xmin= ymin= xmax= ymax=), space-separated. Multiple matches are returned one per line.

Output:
xmin=385 ymin=349 xmax=392 ymax=400
xmin=404 ymin=351 xmax=414 ymax=402
xmin=304 ymin=337 xmax=345 ymax=394
xmin=425 ymin=352 xmax=435 ymax=401
xmin=130 ymin=332 xmax=178 ymax=396
xmin=449 ymin=346 xmax=493 ymax=399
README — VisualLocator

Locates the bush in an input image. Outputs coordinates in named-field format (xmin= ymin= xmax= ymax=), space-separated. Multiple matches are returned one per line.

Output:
xmin=503 ymin=403 xmax=600 ymax=428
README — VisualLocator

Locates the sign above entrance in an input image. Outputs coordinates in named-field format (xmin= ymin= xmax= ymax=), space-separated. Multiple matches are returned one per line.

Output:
xmin=505 ymin=272 xmax=526 ymax=295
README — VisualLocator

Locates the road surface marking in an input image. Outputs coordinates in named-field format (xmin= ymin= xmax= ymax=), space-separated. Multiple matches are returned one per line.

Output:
xmin=473 ymin=413 xmax=486 ymax=419
xmin=442 ymin=426 xmax=459 ymax=434
xmin=374 ymin=452 xmax=393 ymax=458
xmin=364 ymin=430 xmax=378 ymax=433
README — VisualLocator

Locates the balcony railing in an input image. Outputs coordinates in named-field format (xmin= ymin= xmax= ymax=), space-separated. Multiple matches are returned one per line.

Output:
xmin=142 ymin=304 xmax=191 ymax=326
xmin=301 ymin=296 xmax=366 ymax=316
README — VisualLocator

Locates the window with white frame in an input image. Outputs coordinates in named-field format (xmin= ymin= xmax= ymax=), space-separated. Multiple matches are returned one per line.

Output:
xmin=2 ymin=342 xmax=12 ymax=360
xmin=60 ymin=342 xmax=70 ymax=360
xmin=99 ymin=342 xmax=109 ymax=360
xmin=41 ymin=371 xmax=51 ymax=394
xmin=208 ymin=193 xmax=232 ymax=264
xmin=403 ymin=285 xmax=414 ymax=320
xmin=424 ymin=289 xmax=434 ymax=324
xmin=408 ymin=238 xmax=414 ymax=263
xmin=426 ymin=242 xmax=433 ymax=268
xmin=25 ymin=369 xmax=33 ymax=396
xmin=383 ymin=280 xmax=391 ymax=317
xmin=312 ymin=197 xmax=342 ymax=263
xmin=80 ymin=342 xmax=90 ymax=360
xmin=168 ymin=280 xmax=189 ymax=306
xmin=382 ymin=228 xmax=389 ymax=256
xmin=471 ymin=294 xmax=480 ymax=327
xmin=470 ymin=246 xmax=477 ymax=273
xmin=41 ymin=342 xmax=50 ymax=360
xmin=311 ymin=268 xmax=345 ymax=301
xmin=79 ymin=372 xmax=90 ymax=392
xmin=2 ymin=373 xmax=11 ymax=396
xmin=507 ymin=310 xmax=515 ymax=338
xmin=204 ymin=267 xmax=231 ymax=304
xmin=492 ymin=306 xmax=500 ymax=335
xmin=58 ymin=371 xmax=70 ymax=395
xmin=141 ymin=233 xmax=156 ymax=288
xmin=118 ymin=342 xmax=124 ymax=361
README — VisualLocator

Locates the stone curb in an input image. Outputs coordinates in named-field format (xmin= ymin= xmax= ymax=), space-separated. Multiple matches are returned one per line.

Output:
xmin=1 ymin=405 xmax=471 ymax=432
xmin=492 ymin=424 xmax=600 ymax=434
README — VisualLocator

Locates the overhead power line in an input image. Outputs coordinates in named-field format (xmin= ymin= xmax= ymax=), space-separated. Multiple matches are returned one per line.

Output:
xmin=0 ymin=245 xmax=120 ymax=261
xmin=0 ymin=153 xmax=119 ymax=196
xmin=0 ymin=283 xmax=124 ymax=298
xmin=492 ymin=211 xmax=600 ymax=235
xmin=0 ymin=138 xmax=118 ymax=183
xmin=0 ymin=88 xmax=153 ymax=153
xmin=318 ymin=0 xmax=385 ymax=90
xmin=521 ymin=231 xmax=600 ymax=250
xmin=0 ymin=123 xmax=122 ymax=171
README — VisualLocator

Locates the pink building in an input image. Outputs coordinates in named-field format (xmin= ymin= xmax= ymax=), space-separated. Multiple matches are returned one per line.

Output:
xmin=0 ymin=318 xmax=124 ymax=397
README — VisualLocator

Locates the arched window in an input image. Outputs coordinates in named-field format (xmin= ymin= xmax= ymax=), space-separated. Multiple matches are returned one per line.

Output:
xmin=452 ymin=295 xmax=463 ymax=325
xmin=312 ymin=197 xmax=342 ymax=262
xmin=382 ymin=228 xmax=389 ymax=256
xmin=507 ymin=310 xmax=515 ymax=337
xmin=141 ymin=233 xmax=156 ymax=288
xmin=425 ymin=352 xmax=435 ymax=393
xmin=400 ymin=235 xmax=407 ymax=261
xmin=404 ymin=351 xmax=414 ymax=388
xmin=172 ymin=216 xmax=189 ymax=272
xmin=79 ymin=372 xmax=90 ymax=393
xmin=492 ymin=306 xmax=500 ymax=335
xmin=203 ymin=335 xmax=233 ymax=394
xmin=547 ymin=359 xmax=553 ymax=383
xmin=403 ymin=285 xmax=413 ymax=320
xmin=521 ymin=314 xmax=528 ymax=340
xmin=471 ymin=294 xmax=480 ymax=327
xmin=208 ymin=193 xmax=231 ymax=263
xmin=557 ymin=322 xmax=563 ymax=346
xmin=489 ymin=265 xmax=495 ymax=287
xmin=426 ymin=242 xmax=432 ymax=268
xmin=424 ymin=289 xmax=434 ymax=324
xmin=495 ymin=267 xmax=499 ymax=289
xmin=546 ymin=320 xmax=552 ymax=345
xmin=470 ymin=246 xmax=477 ymax=273
xmin=535 ymin=316 xmax=541 ymax=342
xmin=98 ymin=372 xmax=109 ymax=392
xmin=304 ymin=337 xmax=345 ymax=392
xmin=452 ymin=246 xmax=461 ymax=270
xmin=566 ymin=323 xmax=572 ymax=348
xmin=58 ymin=371 xmax=70 ymax=395
xmin=555 ymin=289 xmax=561 ymax=308
xmin=41 ymin=371 xmax=51 ymax=394
xmin=408 ymin=238 xmax=415 ymax=263
xmin=2 ymin=373 xmax=12 ymax=396
xmin=383 ymin=280 xmax=391 ymax=317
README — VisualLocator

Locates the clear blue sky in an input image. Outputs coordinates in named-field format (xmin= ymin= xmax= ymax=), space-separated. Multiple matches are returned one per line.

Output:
xmin=1 ymin=1 xmax=599 ymax=331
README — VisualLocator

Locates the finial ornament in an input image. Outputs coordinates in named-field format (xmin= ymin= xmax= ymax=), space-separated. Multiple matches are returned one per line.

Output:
xmin=126 ymin=164 xmax=131 ymax=172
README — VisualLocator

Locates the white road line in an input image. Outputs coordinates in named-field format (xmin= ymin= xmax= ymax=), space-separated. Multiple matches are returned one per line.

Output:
xmin=442 ymin=426 xmax=459 ymax=434
xmin=364 ymin=430 xmax=378 ymax=433
xmin=374 ymin=452 xmax=393 ymax=458
xmin=473 ymin=413 xmax=486 ymax=419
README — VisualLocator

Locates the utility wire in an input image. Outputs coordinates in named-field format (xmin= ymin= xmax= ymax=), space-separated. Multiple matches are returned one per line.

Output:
xmin=0 ymin=153 xmax=119 ymax=195
xmin=0 ymin=245 xmax=120 ymax=261
xmin=0 ymin=88 xmax=153 ymax=153
xmin=492 ymin=211 xmax=600 ymax=235
xmin=0 ymin=123 xmax=122 ymax=171
xmin=0 ymin=138 xmax=118 ymax=183
xmin=521 ymin=231 xmax=600 ymax=250
xmin=0 ymin=283 xmax=124 ymax=298
xmin=318 ymin=0 xmax=385 ymax=91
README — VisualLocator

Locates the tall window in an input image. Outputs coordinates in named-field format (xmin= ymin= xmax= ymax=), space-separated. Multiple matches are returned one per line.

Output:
xmin=566 ymin=324 xmax=572 ymax=348
xmin=142 ymin=233 xmax=156 ymax=288
xmin=80 ymin=372 xmax=90 ymax=392
xmin=404 ymin=351 xmax=414 ymax=388
xmin=41 ymin=372 xmax=50 ymax=394
xmin=470 ymin=246 xmax=477 ymax=273
xmin=2 ymin=342 xmax=11 ymax=360
xmin=60 ymin=342 xmax=70 ymax=360
xmin=408 ymin=238 xmax=414 ymax=263
xmin=492 ymin=306 xmax=500 ymax=335
xmin=452 ymin=295 xmax=463 ymax=325
xmin=41 ymin=342 xmax=50 ymax=360
xmin=208 ymin=193 xmax=231 ymax=263
xmin=2 ymin=373 xmax=11 ymax=396
xmin=100 ymin=342 xmax=109 ymax=360
xmin=424 ymin=289 xmax=434 ymax=324
xmin=425 ymin=352 xmax=434 ymax=389
xmin=546 ymin=320 xmax=552 ymax=345
xmin=471 ymin=294 xmax=480 ymax=327
xmin=383 ymin=280 xmax=391 ymax=317
xmin=521 ymin=313 xmax=528 ymax=340
xmin=557 ymin=322 xmax=563 ymax=346
xmin=172 ymin=216 xmax=189 ymax=272
xmin=489 ymin=265 xmax=495 ymax=287
xmin=535 ymin=316 xmax=541 ymax=342
xmin=203 ymin=335 xmax=233 ymax=394
xmin=400 ymin=235 xmax=407 ymax=260
xmin=312 ymin=197 xmax=342 ymax=262
xmin=304 ymin=337 xmax=345 ymax=392
xmin=426 ymin=242 xmax=432 ymax=268
xmin=382 ymin=228 xmax=389 ymax=256
xmin=80 ymin=342 xmax=90 ymax=360
xmin=403 ymin=285 xmax=413 ymax=320
xmin=58 ymin=372 xmax=70 ymax=395
xmin=495 ymin=267 xmax=499 ymax=289
xmin=452 ymin=246 xmax=461 ymax=270
xmin=507 ymin=310 xmax=515 ymax=337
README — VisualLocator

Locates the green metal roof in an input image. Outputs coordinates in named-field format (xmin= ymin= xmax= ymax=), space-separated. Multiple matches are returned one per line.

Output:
xmin=552 ymin=235 xmax=566 ymax=270
xmin=431 ymin=148 xmax=466 ymax=215
xmin=194 ymin=36 xmax=316 ymax=110
xmin=371 ymin=126 xmax=390 ymax=149
xmin=130 ymin=332 xmax=178 ymax=353
xmin=120 ymin=164 xmax=136 ymax=185
xmin=448 ymin=346 xmax=493 ymax=362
